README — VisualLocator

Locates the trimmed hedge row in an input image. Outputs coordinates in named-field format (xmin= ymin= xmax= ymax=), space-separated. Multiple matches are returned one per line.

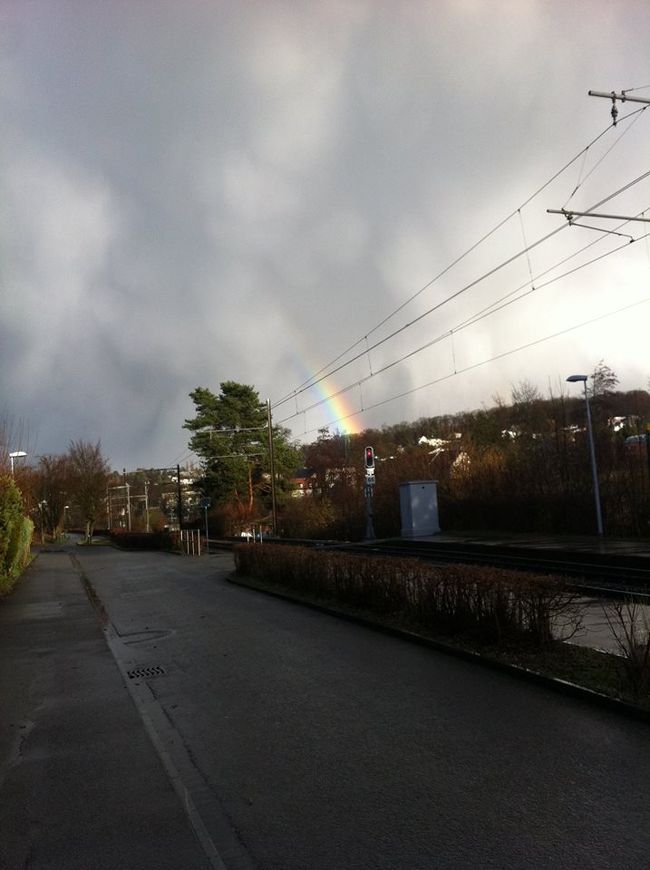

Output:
xmin=234 ymin=544 xmax=580 ymax=649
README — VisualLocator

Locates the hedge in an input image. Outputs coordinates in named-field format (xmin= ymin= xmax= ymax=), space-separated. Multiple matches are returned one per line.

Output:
xmin=234 ymin=544 xmax=580 ymax=649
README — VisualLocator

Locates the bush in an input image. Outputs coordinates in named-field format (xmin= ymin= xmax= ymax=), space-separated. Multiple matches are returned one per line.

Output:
xmin=0 ymin=475 xmax=33 ymax=595
xmin=601 ymin=599 xmax=650 ymax=700
xmin=234 ymin=544 xmax=580 ymax=649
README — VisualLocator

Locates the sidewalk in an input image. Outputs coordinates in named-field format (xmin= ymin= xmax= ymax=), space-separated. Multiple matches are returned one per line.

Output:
xmin=0 ymin=551 xmax=212 ymax=870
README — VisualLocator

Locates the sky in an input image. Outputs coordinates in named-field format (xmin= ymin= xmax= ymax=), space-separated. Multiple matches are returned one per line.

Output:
xmin=2 ymin=0 xmax=649 ymax=471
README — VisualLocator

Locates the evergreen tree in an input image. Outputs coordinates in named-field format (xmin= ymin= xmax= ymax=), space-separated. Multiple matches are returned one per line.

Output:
xmin=184 ymin=382 xmax=299 ymax=522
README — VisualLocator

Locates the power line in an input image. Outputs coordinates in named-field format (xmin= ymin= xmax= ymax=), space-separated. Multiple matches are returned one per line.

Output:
xmin=295 ymin=294 xmax=650 ymax=438
xmin=273 ymin=223 xmax=568 ymax=411
xmin=563 ymin=106 xmax=646 ymax=207
xmin=274 ymin=167 xmax=650 ymax=415
xmin=277 ymin=228 xmax=649 ymax=426
xmin=273 ymin=106 xmax=648 ymax=409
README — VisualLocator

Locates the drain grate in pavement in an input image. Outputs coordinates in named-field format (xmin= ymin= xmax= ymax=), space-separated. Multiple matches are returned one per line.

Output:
xmin=127 ymin=665 xmax=167 ymax=680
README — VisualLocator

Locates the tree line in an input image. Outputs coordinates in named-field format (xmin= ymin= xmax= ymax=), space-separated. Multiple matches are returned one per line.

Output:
xmin=5 ymin=361 xmax=648 ymax=547
xmin=184 ymin=365 xmax=650 ymax=540
xmin=5 ymin=440 xmax=111 ymax=542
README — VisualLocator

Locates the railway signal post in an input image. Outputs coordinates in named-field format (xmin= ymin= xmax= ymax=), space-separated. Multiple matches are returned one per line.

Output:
xmin=364 ymin=446 xmax=376 ymax=541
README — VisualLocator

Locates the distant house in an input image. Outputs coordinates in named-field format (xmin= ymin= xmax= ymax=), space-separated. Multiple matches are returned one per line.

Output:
xmin=609 ymin=415 xmax=640 ymax=432
xmin=418 ymin=433 xmax=462 ymax=457
xmin=290 ymin=467 xmax=315 ymax=497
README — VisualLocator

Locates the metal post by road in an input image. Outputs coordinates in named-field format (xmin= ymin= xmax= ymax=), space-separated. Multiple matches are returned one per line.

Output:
xmin=144 ymin=481 xmax=150 ymax=533
xmin=176 ymin=465 xmax=183 ymax=531
xmin=204 ymin=504 xmax=210 ymax=554
xmin=126 ymin=482 xmax=132 ymax=531
xmin=364 ymin=480 xmax=375 ymax=541
xmin=582 ymin=380 xmax=604 ymax=537
xmin=267 ymin=399 xmax=277 ymax=536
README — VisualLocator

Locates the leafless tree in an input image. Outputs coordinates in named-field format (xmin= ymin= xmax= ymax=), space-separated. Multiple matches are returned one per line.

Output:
xmin=32 ymin=455 xmax=70 ymax=540
xmin=68 ymin=441 xmax=110 ymax=541
xmin=601 ymin=597 xmax=650 ymax=699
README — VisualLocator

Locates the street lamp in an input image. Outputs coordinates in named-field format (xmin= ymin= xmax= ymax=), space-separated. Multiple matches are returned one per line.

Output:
xmin=9 ymin=450 xmax=27 ymax=476
xmin=566 ymin=374 xmax=604 ymax=537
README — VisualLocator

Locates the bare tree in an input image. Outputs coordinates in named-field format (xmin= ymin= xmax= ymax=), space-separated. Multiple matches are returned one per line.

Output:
xmin=601 ymin=598 xmax=650 ymax=700
xmin=591 ymin=360 xmax=619 ymax=398
xmin=0 ymin=411 xmax=33 ymax=479
xmin=68 ymin=441 xmax=110 ymax=541
xmin=510 ymin=379 xmax=542 ymax=406
xmin=33 ymin=454 xmax=70 ymax=540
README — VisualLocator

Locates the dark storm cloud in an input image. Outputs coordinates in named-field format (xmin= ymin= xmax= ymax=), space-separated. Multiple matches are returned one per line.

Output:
xmin=1 ymin=1 xmax=649 ymax=467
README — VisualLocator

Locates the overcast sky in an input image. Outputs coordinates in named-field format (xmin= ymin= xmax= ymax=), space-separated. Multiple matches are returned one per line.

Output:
xmin=2 ymin=1 xmax=649 ymax=471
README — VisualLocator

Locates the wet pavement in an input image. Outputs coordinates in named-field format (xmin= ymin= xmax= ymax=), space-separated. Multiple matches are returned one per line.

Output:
xmin=0 ymin=550 xmax=212 ymax=870
xmin=3 ymin=543 xmax=650 ymax=869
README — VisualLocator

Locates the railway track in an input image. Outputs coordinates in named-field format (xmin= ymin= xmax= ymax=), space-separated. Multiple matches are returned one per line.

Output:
xmin=325 ymin=539 xmax=650 ymax=599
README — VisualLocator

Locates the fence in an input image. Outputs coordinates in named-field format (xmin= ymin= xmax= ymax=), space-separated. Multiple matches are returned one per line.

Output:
xmin=180 ymin=529 xmax=202 ymax=556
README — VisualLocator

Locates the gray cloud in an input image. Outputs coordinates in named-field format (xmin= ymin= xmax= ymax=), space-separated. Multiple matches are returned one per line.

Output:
xmin=2 ymin=0 xmax=649 ymax=468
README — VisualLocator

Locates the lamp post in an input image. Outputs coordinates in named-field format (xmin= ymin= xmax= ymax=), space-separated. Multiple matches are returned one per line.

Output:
xmin=9 ymin=450 xmax=27 ymax=476
xmin=38 ymin=499 xmax=47 ymax=544
xmin=566 ymin=374 xmax=604 ymax=537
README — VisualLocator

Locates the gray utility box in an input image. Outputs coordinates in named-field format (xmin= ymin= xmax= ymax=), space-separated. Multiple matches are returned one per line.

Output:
xmin=399 ymin=480 xmax=440 ymax=538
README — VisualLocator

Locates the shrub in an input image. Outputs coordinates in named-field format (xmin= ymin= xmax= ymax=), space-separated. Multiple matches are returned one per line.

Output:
xmin=234 ymin=544 xmax=580 ymax=649
xmin=0 ymin=475 xmax=33 ymax=595
xmin=601 ymin=598 xmax=650 ymax=700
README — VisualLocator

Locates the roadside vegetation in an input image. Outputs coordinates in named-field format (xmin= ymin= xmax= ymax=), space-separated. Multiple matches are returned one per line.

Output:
xmin=170 ymin=365 xmax=650 ymax=541
xmin=0 ymin=474 xmax=33 ymax=596
xmin=278 ymin=363 xmax=650 ymax=541
xmin=1 ymin=433 xmax=110 ymax=561
xmin=233 ymin=544 xmax=650 ymax=710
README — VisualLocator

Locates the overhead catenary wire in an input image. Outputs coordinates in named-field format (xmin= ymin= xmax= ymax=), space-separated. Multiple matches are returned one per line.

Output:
xmin=276 ymin=227 xmax=650 ymax=426
xmin=274 ymin=166 xmax=650 ymax=415
xmin=563 ymin=107 xmax=646 ymax=207
xmin=272 ymin=105 xmax=649 ymax=409
xmin=295 ymin=293 xmax=650 ymax=438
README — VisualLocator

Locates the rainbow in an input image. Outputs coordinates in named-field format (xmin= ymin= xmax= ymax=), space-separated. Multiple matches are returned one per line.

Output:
xmin=284 ymin=359 xmax=360 ymax=436
xmin=308 ymin=376 xmax=359 ymax=435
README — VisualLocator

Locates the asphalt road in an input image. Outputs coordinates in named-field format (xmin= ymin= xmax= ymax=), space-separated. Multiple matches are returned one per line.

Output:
xmin=0 ymin=549 xmax=212 ymax=870
xmin=65 ymin=545 xmax=650 ymax=870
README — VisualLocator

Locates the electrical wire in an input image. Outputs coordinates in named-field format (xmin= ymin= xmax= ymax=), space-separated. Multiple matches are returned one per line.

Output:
xmin=563 ymin=106 xmax=646 ymax=207
xmin=277 ymin=228 xmax=649 ymax=426
xmin=274 ymin=167 xmax=650 ymax=414
xmin=273 ymin=106 xmax=649 ymax=408
xmin=297 ymin=294 xmax=650 ymax=438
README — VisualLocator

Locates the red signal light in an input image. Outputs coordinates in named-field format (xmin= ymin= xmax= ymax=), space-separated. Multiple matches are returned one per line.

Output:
xmin=365 ymin=446 xmax=375 ymax=470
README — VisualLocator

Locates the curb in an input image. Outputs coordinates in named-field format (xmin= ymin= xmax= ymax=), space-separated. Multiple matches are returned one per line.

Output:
xmin=228 ymin=573 xmax=650 ymax=725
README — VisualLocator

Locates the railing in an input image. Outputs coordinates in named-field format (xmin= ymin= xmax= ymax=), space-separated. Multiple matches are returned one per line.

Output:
xmin=180 ymin=529 xmax=201 ymax=556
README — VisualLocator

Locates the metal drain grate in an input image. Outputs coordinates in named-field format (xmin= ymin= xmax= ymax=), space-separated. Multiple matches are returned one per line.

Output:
xmin=127 ymin=665 xmax=167 ymax=680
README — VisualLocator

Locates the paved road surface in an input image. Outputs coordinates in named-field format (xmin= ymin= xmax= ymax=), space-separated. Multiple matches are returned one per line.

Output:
xmin=77 ymin=546 xmax=650 ymax=869
xmin=0 ymin=549 xmax=212 ymax=870
xmin=3 ymin=545 xmax=650 ymax=869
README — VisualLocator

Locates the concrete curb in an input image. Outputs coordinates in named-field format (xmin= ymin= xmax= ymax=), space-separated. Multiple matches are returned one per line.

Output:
xmin=228 ymin=573 xmax=650 ymax=725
